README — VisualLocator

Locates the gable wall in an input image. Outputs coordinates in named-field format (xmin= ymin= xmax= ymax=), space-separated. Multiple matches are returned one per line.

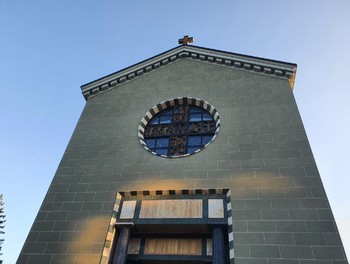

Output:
xmin=17 ymin=59 xmax=347 ymax=264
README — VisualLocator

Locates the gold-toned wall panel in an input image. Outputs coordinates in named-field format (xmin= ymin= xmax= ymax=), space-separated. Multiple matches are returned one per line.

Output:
xmin=144 ymin=238 xmax=202 ymax=255
xmin=140 ymin=199 xmax=202 ymax=218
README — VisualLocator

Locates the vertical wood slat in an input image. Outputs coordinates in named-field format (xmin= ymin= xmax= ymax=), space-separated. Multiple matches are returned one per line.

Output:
xmin=140 ymin=199 xmax=202 ymax=218
xmin=144 ymin=238 xmax=202 ymax=255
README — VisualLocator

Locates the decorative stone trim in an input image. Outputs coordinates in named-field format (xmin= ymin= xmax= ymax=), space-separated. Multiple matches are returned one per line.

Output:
xmin=137 ymin=97 xmax=220 ymax=158
xmin=100 ymin=189 xmax=233 ymax=264
xmin=226 ymin=189 xmax=234 ymax=264
xmin=81 ymin=45 xmax=297 ymax=100
xmin=100 ymin=192 xmax=122 ymax=264
xmin=119 ymin=188 xmax=229 ymax=197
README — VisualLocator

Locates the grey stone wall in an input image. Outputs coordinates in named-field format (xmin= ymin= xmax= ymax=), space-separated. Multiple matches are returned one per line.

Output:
xmin=17 ymin=59 xmax=348 ymax=264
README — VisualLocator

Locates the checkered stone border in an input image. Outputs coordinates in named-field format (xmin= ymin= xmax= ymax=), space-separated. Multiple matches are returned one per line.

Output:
xmin=100 ymin=192 xmax=122 ymax=264
xmin=100 ymin=188 xmax=234 ymax=264
xmin=226 ymin=189 xmax=235 ymax=264
xmin=138 ymin=97 xmax=220 ymax=158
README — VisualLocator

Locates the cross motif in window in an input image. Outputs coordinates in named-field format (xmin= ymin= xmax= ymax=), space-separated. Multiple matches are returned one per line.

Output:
xmin=144 ymin=104 xmax=215 ymax=156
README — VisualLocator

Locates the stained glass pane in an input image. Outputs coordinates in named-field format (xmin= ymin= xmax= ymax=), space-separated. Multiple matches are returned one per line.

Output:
xmin=155 ymin=148 xmax=168 ymax=155
xmin=203 ymin=113 xmax=213 ymax=121
xmin=202 ymin=135 xmax=213 ymax=145
xmin=187 ymin=147 xmax=198 ymax=154
xmin=189 ymin=113 xmax=202 ymax=122
xmin=149 ymin=117 xmax=159 ymax=125
xmin=189 ymin=107 xmax=201 ymax=113
xmin=188 ymin=136 xmax=201 ymax=146
xmin=156 ymin=138 xmax=169 ymax=148
xmin=159 ymin=115 xmax=172 ymax=124
xmin=145 ymin=139 xmax=156 ymax=148
xmin=162 ymin=109 xmax=173 ymax=116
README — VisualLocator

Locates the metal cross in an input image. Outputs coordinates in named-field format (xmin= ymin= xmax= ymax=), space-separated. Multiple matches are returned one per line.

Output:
xmin=178 ymin=35 xmax=194 ymax=45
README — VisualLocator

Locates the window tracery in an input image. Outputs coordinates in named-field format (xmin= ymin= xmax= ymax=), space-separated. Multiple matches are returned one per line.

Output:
xmin=144 ymin=105 xmax=215 ymax=156
xmin=138 ymin=98 xmax=220 ymax=158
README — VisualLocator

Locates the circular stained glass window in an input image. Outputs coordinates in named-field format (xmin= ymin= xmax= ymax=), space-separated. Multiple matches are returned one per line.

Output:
xmin=138 ymin=97 xmax=220 ymax=158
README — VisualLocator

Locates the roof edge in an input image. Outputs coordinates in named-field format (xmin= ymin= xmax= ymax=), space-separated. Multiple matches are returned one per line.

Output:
xmin=81 ymin=45 xmax=297 ymax=100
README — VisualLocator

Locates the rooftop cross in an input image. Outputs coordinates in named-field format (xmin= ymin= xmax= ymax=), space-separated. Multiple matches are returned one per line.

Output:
xmin=178 ymin=35 xmax=194 ymax=45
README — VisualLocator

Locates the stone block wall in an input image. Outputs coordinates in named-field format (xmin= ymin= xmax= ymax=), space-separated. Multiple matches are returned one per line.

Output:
xmin=17 ymin=59 xmax=348 ymax=264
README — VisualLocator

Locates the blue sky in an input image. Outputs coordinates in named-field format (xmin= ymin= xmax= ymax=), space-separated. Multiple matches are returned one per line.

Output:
xmin=1 ymin=1 xmax=349 ymax=263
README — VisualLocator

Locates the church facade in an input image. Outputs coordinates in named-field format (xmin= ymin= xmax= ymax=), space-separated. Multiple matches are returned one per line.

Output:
xmin=17 ymin=45 xmax=348 ymax=264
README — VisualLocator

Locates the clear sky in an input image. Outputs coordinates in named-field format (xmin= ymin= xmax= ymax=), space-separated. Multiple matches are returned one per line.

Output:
xmin=1 ymin=1 xmax=349 ymax=263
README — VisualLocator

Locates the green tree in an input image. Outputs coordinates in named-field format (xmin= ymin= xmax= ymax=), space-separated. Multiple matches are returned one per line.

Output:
xmin=0 ymin=194 xmax=5 ymax=264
